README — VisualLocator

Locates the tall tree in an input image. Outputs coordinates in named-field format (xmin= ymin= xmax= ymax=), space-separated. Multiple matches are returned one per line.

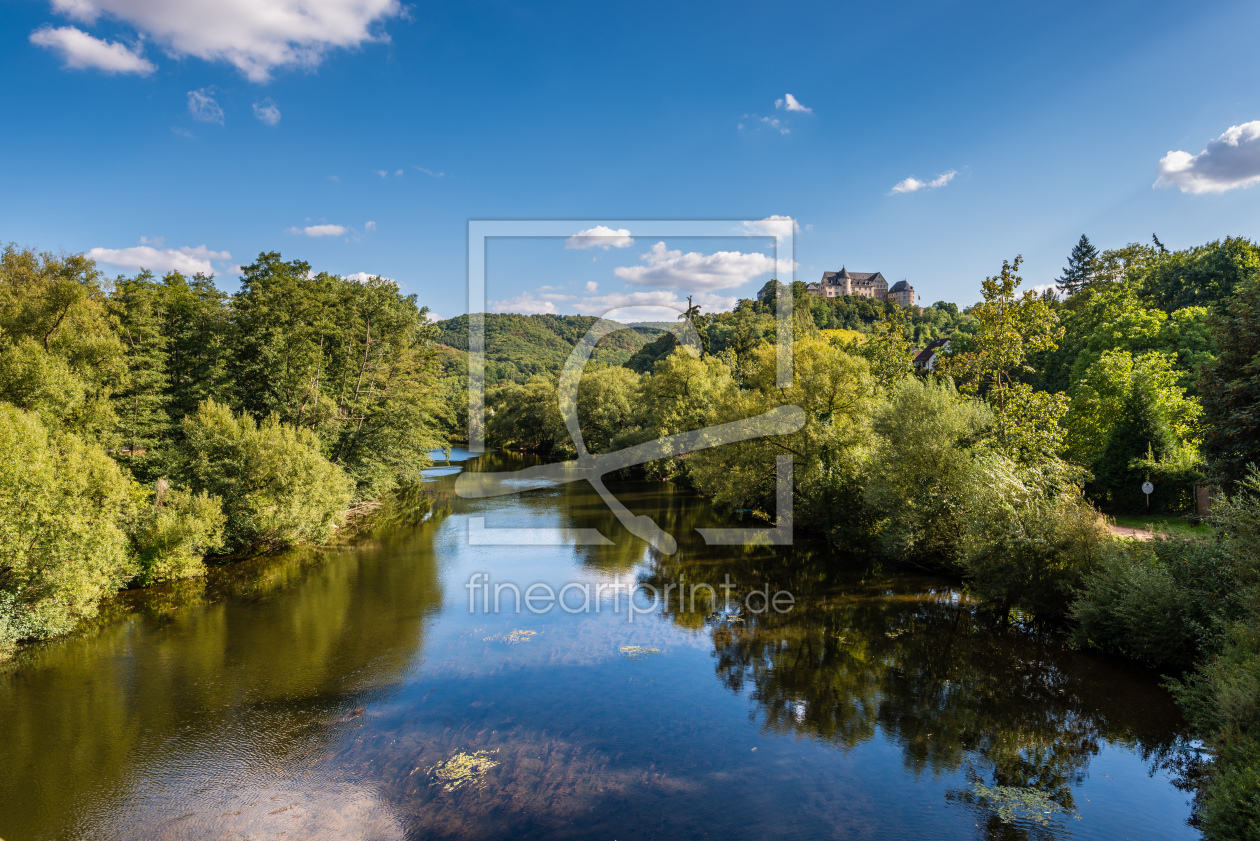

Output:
xmin=1056 ymin=235 xmax=1099 ymax=296
xmin=111 ymin=272 xmax=171 ymax=477
xmin=1201 ymin=273 xmax=1260 ymax=487
xmin=940 ymin=256 xmax=1067 ymax=464
xmin=162 ymin=271 xmax=232 ymax=426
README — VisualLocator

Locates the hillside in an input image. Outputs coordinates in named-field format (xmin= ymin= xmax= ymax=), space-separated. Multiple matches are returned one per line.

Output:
xmin=436 ymin=313 xmax=663 ymax=384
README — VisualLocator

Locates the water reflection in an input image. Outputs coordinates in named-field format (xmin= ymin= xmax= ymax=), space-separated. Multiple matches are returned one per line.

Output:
xmin=0 ymin=514 xmax=446 ymax=841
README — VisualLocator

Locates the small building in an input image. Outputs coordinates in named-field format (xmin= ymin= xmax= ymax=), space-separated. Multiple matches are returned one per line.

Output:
xmin=913 ymin=337 xmax=950 ymax=372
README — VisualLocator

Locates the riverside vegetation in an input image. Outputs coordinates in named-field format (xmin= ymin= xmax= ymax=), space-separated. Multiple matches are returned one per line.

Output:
xmin=2 ymin=235 xmax=1259 ymax=838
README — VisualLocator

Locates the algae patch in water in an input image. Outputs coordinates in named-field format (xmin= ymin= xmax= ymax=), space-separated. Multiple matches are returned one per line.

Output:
xmin=427 ymin=749 xmax=500 ymax=792
xmin=966 ymin=783 xmax=1078 ymax=826
xmin=620 ymin=645 xmax=662 ymax=661
xmin=483 ymin=629 xmax=537 ymax=644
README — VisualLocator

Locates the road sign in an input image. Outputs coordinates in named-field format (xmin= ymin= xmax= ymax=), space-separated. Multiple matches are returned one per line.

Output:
xmin=1142 ymin=481 xmax=1154 ymax=495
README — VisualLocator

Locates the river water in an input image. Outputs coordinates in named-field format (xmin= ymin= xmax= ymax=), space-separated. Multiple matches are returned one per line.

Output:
xmin=0 ymin=450 xmax=1198 ymax=840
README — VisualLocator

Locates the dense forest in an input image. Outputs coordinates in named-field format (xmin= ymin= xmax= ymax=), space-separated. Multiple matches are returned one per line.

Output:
xmin=0 ymin=246 xmax=452 ymax=654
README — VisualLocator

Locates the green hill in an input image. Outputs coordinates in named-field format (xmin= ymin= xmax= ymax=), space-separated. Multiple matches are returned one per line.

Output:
xmin=436 ymin=313 xmax=662 ymax=384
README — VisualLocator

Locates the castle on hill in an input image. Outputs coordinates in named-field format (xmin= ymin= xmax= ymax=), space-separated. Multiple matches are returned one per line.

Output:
xmin=806 ymin=268 xmax=915 ymax=307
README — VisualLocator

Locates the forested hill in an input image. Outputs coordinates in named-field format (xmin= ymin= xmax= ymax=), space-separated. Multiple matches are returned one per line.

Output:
xmin=436 ymin=313 xmax=662 ymax=384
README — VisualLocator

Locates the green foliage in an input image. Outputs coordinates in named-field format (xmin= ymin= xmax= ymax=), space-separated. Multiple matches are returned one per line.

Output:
xmin=131 ymin=482 xmax=226 ymax=585
xmin=1138 ymin=237 xmax=1260 ymax=313
xmin=858 ymin=306 xmax=916 ymax=390
xmin=0 ymin=404 xmax=139 ymax=651
xmin=941 ymin=256 xmax=1067 ymax=465
xmin=485 ymin=377 xmax=570 ymax=457
xmin=111 ymin=272 xmax=172 ymax=478
xmin=956 ymin=455 xmax=1108 ymax=615
xmin=1065 ymin=350 xmax=1202 ymax=510
xmin=437 ymin=312 xmax=656 ymax=385
xmin=175 ymin=399 xmax=354 ymax=552
xmin=687 ymin=337 xmax=876 ymax=533
xmin=1201 ymin=272 xmax=1260 ymax=487
xmin=864 ymin=378 xmax=993 ymax=562
xmin=1070 ymin=538 xmax=1237 ymax=669
xmin=1057 ymin=234 xmax=1100 ymax=296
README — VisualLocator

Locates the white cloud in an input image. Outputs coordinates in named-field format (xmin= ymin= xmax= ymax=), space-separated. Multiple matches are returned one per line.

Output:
xmin=290 ymin=224 xmax=346 ymax=236
xmin=613 ymin=242 xmax=792 ymax=292
xmin=252 ymin=97 xmax=280 ymax=125
xmin=414 ymin=166 xmax=444 ymax=177
xmin=775 ymin=93 xmax=812 ymax=113
xmin=46 ymin=0 xmax=403 ymax=83
xmin=87 ymin=244 xmax=230 ymax=275
xmin=739 ymin=216 xmax=799 ymax=236
xmin=373 ymin=169 xmax=388 ymax=178
xmin=187 ymin=88 xmax=224 ymax=124
xmin=30 ymin=25 xmax=155 ymax=74
xmin=573 ymin=290 xmax=737 ymax=320
xmin=1156 ymin=121 xmax=1260 ymax=194
xmin=890 ymin=169 xmax=957 ymax=194
xmin=364 ymin=220 xmax=376 ymax=232
xmin=565 ymin=226 xmax=634 ymax=250
xmin=585 ymin=280 xmax=598 ymax=292
xmin=488 ymin=292 xmax=558 ymax=315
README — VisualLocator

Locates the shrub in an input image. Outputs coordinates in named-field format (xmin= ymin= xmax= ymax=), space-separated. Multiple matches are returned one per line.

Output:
xmin=864 ymin=377 xmax=992 ymax=563
xmin=1069 ymin=538 xmax=1234 ymax=669
xmin=176 ymin=400 xmax=353 ymax=551
xmin=132 ymin=481 xmax=226 ymax=584
xmin=957 ymin=455 xmax=1109 ymax=616
xmin=0 ymin=404 xmax=139 ymax=652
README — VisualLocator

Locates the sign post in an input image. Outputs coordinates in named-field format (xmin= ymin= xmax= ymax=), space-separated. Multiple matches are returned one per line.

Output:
xmin=1142 ymin=480 xmax=1154 ymax=511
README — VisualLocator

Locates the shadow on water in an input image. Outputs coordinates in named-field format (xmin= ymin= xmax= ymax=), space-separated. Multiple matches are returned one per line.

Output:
xmin=0 ymin=451 xmax=1197 ymax=841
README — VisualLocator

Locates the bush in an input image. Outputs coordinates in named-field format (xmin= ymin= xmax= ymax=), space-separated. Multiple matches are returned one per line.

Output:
xmin=1070 ymin=538 xmax=1234 ymax=669
xmin=864 ymin=378 xmax=992 ymax=563
xmin=176 ymin=400 xmax=353 ymax=551
xmin=132 ymin=481 xmax=226 ymax=584
xmin=957 ymin=456 xmax=1109 ymax=616
xmin=0 ymin=404 xmax=139 ymax=652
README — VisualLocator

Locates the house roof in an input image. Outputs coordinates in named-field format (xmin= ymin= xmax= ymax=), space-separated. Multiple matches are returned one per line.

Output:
xmin=888 ymin=280 xmax=913 ymax=293
xmin=821 ymin=269 xmax=885 ymax=285
xmin=913 ymin=337 xmax=950 ymax=366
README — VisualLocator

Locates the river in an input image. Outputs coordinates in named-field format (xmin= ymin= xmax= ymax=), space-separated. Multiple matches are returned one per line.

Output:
xmin=0 ymin=449 xmax=1198 ymax=840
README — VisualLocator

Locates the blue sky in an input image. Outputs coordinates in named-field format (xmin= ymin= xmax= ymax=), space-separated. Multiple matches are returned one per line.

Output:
xmin=3 ymin=0 xmax=1260 ymax=319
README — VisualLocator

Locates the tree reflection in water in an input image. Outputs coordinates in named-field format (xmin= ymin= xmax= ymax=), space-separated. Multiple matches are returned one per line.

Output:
xmin=644 ymin=536 xmax=1189 ymax=838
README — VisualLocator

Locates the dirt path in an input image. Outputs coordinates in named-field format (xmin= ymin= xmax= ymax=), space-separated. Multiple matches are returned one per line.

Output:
xmin=1107 ymin=524 xmax=1154 ymax=540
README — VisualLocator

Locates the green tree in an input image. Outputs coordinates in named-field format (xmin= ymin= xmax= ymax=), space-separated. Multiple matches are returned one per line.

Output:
xmin=161 ymin=271 xmax=232 ymax=425
xmin=174 ymin=399 xmax=353 ymax=551
xmin=0 ymin=404 xmax=140 ymax=652
xmin=111 ymin=272 xmax=171 ymax=476
xmin=131 ymin=481 xmax=226 ymax=584
xmin=864 ymin=378 xmax=993 ymax=562
xmin=858 ymin=305 xmax=915 ymax=391
xmin=1056 ymin=235 xmax=1099 ymax=296
xmin=940 ymin=256 xmax=1067 ymax=463
xmin=1201 ymin=272 xmax=1260 ymax=487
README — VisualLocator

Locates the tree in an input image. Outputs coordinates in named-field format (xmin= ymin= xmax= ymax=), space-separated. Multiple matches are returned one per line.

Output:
xmin=1057 ymin=235 xmax=1099 ymax=296
xmin=1201 ymin=272 xmax=1260 ymax=487
xmin=858 ymin=305 xmax=915 ymax=391
xmin=111 ymin=272 xmax=171 ymax=476
xmin=0 ymin=404 xmax=140 ymax=651
xmin=174 ymin=399 xmax=354 ymax=551
xmin=939 ymin=256 xmax=1067 ymax=464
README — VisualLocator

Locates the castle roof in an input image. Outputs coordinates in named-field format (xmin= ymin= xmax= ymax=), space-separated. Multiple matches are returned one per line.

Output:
xmin=888 ymin=280 xmax=913 ymax=293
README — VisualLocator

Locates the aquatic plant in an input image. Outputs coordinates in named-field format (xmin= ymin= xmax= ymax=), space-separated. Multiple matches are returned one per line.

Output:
xmin=427 ymin=749 xmax=500 ymax=792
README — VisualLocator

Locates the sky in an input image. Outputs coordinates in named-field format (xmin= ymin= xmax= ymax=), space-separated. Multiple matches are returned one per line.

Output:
xmin=3 ymin=0 xmax=1260 ymax=320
